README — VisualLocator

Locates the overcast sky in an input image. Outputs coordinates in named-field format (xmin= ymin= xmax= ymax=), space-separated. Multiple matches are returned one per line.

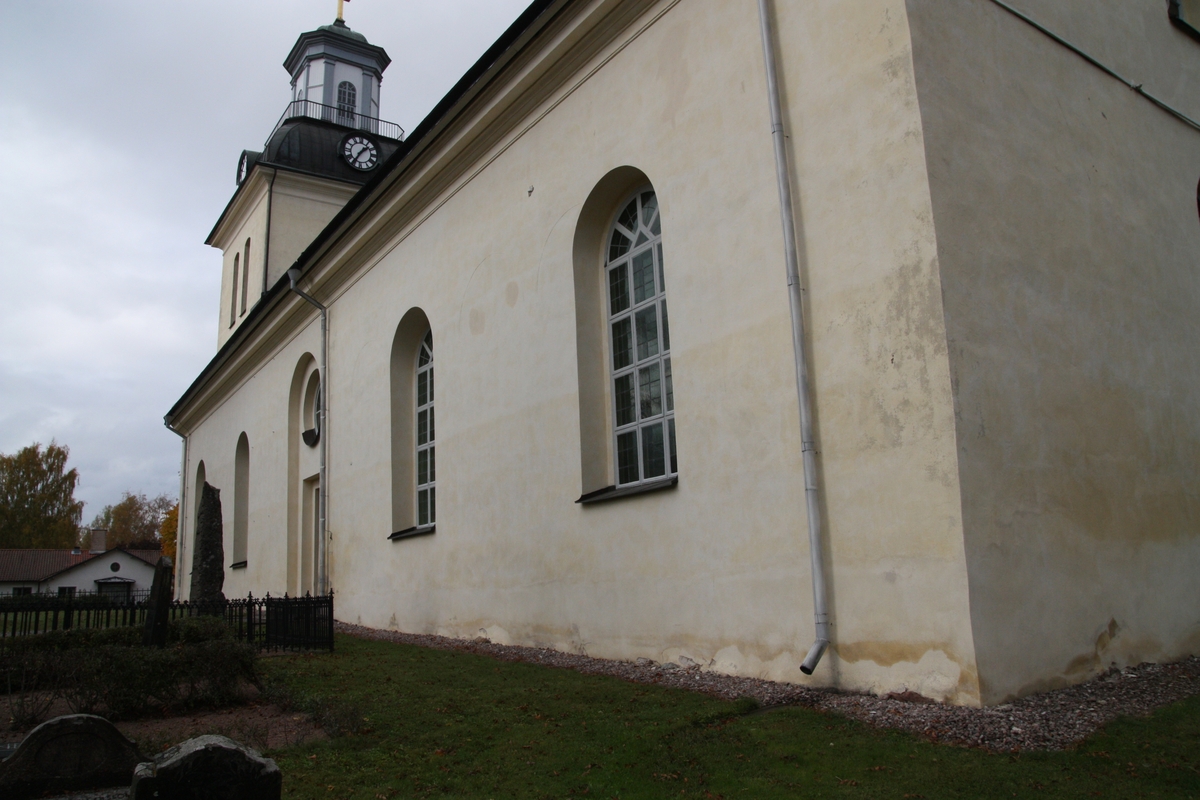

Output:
xmin=0 ymin=0 xmax=530 ymax=523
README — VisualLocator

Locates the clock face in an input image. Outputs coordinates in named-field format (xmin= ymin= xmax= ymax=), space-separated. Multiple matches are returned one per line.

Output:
xmin=237 ymin=151 xmax=251 ymax=185
xmin=342 ymin=136 xmax=378 ymax=171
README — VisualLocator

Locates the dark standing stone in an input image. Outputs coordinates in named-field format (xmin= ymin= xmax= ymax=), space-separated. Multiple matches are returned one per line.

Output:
xmin=142 ymin=556 xmax=174 ymax=647
xmin=190 ymin=482 xmax=226 ymax=603
xmin=131 ymin=735 xmax=281 ymax=800
xmin=0 ymin=714 xmax=146 ymax=799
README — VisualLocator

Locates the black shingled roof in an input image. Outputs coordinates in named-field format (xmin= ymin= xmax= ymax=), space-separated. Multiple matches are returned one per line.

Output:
xmin=264 ymin=119 xmax=402 ymax=184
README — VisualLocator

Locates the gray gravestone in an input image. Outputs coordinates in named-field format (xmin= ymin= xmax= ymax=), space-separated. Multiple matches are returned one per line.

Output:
xmin=142 ymin=556 xmax=174 ymax=648
xmin=190 ymin=482 xmax=226 ymax=603
xmin=0 ymin=715 xmax=145 ymax=799
xmin=131 ymin=735 xmax=281 ymax=800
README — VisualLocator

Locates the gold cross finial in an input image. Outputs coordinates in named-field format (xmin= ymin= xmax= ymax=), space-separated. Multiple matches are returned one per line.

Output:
xmin=337 ymin=0 xmax=346 ymax=21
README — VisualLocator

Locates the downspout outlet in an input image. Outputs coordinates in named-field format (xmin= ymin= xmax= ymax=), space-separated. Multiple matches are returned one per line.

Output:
xmin=800 ymin=637 xmax=829 ymax=675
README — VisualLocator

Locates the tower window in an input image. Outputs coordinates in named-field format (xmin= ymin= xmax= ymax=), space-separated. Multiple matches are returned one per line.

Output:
xmin=241 ymin=239 xmax=251 ymax=315
xmin=230 ymin=254 xmax=240 ymax=328
xmin=240 ymin=239 xmax=249 ymax=314
xmin=337 ymin=81 xmax=357 ymax=123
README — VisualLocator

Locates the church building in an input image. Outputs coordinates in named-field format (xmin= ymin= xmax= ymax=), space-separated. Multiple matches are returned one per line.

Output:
xmin=166 ymin=0 xmax=1200 ymax=706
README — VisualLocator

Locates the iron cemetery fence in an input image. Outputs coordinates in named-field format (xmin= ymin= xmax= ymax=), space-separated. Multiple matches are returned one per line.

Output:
xmin=0 ymin=591 xmax=334 ymax=653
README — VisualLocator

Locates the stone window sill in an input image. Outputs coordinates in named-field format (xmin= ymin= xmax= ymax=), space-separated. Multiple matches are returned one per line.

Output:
xmin=576 ymin=476 xmax=677 ymax=505
xmin=230 ymin=561 xmax=248 ymax=570
xmin=389 ymin=525 xmax=435 ymax=542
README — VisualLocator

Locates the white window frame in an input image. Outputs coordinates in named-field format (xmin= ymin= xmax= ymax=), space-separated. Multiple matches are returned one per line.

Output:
xmin=605 ymin=188 xmax=676 ymax=488
xmin=415 ymin=330 xmax=436 ymax=526
xmin=337 ymin=81 xmax=357 ymax=124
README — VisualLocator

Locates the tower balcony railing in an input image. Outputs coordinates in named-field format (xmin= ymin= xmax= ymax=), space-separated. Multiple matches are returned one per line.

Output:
xmin=267 ymin=99 xmax=405 ymax=144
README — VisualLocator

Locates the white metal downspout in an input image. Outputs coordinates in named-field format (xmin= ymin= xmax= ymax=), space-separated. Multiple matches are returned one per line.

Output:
xmin=756 ymin=0 xmax=831 ymax=674
xmin=287 ymin=268 xmax=329 ymax=596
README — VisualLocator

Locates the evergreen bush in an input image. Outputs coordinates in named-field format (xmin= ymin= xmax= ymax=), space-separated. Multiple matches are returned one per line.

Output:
xmin=0 ymin=617 xmax=258 ymax=728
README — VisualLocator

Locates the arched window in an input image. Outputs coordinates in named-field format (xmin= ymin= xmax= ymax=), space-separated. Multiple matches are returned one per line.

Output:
xmin=337 ymin=81 xmax=357 ymax=123
xmin=229 ymin=255 xmax=240 ymax=328
xmin=415 ymin=330 xmax=435 ymax=526
xmin=241 ymin=239 xmax=251 ymax=315
xmin=302 ymin=370 xmax=321 ymax=447
xmin=232 ymin=433 xmax=249 ymax=567
xmin=287 ymin=353 xmax=318 ymax=594
xmin=389 ymin=309 xmax=433 ymax=536
xmin=606 ymin=190 xmax=675 ymax=486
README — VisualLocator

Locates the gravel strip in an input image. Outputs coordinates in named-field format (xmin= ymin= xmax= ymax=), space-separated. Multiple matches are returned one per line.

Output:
xmin=336 ymin=621 xmax=1200 ymax=751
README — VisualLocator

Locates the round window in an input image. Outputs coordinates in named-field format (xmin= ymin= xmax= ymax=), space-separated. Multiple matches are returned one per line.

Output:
xmin=110 ymin=562 xmax=120 ymax=573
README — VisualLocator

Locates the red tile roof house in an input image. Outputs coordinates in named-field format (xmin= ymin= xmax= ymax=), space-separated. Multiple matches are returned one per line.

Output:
xmin=0 ymin=546 xmax=161 ymax=600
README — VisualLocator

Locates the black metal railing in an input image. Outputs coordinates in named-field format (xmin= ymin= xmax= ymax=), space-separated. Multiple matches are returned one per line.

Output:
xmin=0 ymin=591 xmax=334 ymax=653
xmin=268 ymin=99 xmax=404 ymax=143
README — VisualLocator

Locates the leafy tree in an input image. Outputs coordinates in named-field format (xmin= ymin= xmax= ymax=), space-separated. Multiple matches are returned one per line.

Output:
xmin=90 ymin=492 xmax=175 ymax=550
xmin=0 ymin=442 xmax=85 ymax=548
xmin=159 ymin=502 xmax=179 ymax=562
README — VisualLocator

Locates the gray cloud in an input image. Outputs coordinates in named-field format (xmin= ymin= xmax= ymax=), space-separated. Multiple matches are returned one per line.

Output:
xmin=0 ymin=0 xmax=530 ymax=519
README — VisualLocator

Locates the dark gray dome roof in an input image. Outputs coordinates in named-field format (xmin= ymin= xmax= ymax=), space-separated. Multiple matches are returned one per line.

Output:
xmin=284 ymin=19 xmax=390 ymax=77
xmin=317 ymin=19 xmax=368 ymax=43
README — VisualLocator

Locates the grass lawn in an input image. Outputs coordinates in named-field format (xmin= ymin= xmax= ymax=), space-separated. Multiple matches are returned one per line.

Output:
xmin=261 ymin=633 xmax=1200 ymax=799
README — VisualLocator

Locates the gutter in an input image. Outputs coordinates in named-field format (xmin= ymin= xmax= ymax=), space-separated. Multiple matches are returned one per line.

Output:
xmin=756 ymin=0 xmax=831 ymax=675
xmin=988 ymin=0 xmax=1200 ymax=133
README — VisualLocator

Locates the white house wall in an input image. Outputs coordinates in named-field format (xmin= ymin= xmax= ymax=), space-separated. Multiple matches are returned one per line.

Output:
xmin=44 ymin=552 xmax=157 ymax=595
xmin=0 ymin=552 xmax=158 ymax=595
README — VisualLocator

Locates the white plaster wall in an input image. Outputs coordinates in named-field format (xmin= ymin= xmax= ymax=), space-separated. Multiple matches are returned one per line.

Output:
xmin=180 ymin=0 xmax=978 ymax=701
xmin=307 ymin=58 xmax=328 ymax=105
xmin=213 ymin=173 xmax=357 ymax=351
xmin=771 ymin=0 xmax=977 ymax=701
xmin=216 ymin=186 xmax=269 ymax=350
xmin=265 ymin=174 xmax=358 ymax=289
xmin=906 ymin=0 xmax=1200 ymax=702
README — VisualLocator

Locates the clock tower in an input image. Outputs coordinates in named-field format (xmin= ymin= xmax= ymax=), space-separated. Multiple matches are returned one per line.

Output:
xmin=207 ymin=12 xmax=403 ymax=347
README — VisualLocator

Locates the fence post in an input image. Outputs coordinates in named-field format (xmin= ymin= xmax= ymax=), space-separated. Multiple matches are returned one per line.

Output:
xmin=328 ymin=590 xmax=335 ymax=652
